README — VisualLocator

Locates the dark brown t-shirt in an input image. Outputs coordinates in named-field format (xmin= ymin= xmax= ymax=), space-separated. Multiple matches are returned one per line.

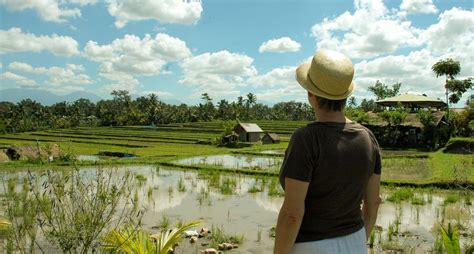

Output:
xmin=279 ymin=122 xmax=381 ymax=243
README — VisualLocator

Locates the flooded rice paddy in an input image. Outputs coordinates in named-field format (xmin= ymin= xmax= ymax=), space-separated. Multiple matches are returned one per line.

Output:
xmin=174 ymin=154 xmax=283 ymax=172
xmin=1 ymin=165 xmax=472 ymax=253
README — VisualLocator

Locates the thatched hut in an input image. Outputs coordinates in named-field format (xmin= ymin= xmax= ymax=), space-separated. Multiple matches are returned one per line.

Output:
xmin=376 ymin=94 xmax=446 ymax=110
xmin=262 ymin=133 xmax=281 ymax=144
xmin=234 ymin=123 xmax=263 ymax=142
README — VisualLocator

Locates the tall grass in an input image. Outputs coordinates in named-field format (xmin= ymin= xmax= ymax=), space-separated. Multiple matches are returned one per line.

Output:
xmin=2 ymin=167 xmax=142 ymax=253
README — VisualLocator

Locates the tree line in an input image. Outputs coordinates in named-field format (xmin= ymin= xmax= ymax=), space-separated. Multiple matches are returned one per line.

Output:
xmin=0 ymin=90 xmax=317 ymax=133
xmin=0 ymin=58 xmax=471 ymax=136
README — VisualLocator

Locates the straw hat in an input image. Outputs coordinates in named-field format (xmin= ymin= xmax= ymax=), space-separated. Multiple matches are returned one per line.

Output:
xmin=296 ymin=50 xmax=355 ymax=100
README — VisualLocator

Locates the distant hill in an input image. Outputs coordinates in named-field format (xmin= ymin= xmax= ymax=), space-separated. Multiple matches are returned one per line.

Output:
xmin=0 ymin=88 xmax=103 ymax=106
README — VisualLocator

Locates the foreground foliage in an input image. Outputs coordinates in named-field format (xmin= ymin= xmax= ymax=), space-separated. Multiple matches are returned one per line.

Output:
xmin=102 ymin=220 xmax=201 ymax=254
xmin=1 ymin=167 xmax=142 ymax=253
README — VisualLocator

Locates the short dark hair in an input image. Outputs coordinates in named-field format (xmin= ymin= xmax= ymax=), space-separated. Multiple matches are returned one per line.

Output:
xmin=315 ymin=96 xmax=347 ymax=112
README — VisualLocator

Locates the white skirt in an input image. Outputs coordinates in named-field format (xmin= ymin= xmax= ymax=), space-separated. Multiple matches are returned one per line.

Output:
xmin=291 ymin=227 xmax=367 ymax=254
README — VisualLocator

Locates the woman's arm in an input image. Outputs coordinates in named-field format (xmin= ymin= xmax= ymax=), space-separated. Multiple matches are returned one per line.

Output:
xmin=362 ymin=173 xmax=381 ymax=239
xmin=274 ymin=177 xmax=309 ymax=254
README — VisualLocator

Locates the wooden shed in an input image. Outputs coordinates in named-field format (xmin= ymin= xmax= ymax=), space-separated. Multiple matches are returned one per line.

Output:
xmin=234 ymin=123 xmax=263 ymax=142
xmin=262 ymin=133 xmax=281 ymax=144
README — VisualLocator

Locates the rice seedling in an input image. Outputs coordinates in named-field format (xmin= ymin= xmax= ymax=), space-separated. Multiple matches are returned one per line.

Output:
xmin=177 ymin=177 xmax=186 ymax=192
xmin=158 ymin=216 xmax=171 ymax=230
xmin=248 ymin=183 xmax=262 ymax=193
xmin=257 ymin=228 xmax=262 ymax=242
xmin=388 ymin=222 xmax=395 ymax=241
xmin=267 ymin=177 xmax=284 ymax=197
xmin=133 ymin=189 xmax=139 ymax=210
xmin=197 ymin=194 xmax=204 ymax=206
xmin=209 ymin=225 xmax=245 ymax=248
xmin=219 ymin=177 xmax=237 ymax=195
xmin=433 ymin=234 xmax=444 ymax=253
xmin=443 ymin=194 xmax=460 ymax=205
xmin=410 ymin=194 xmax=425 ymax=205
xmin=208 ymin=173 xmax=220 ymax=188
xmin=463 ymin=194 xmax=472 ymax=205
xmin=415 ymin=206 xmax=420 ymax=224
xmin=168 ymin=186 xmax=174 ymax=197
xmin=427 ymin=191 xmax=433 ymax=204
xmin=368 ymin=229 xmax=376 ymax=249
xmin=147 ymin=186 xmax=154 ymax=199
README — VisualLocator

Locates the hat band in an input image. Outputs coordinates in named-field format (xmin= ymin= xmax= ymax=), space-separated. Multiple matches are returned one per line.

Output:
xmin=307 ymin=73 xmax=346 ymax=97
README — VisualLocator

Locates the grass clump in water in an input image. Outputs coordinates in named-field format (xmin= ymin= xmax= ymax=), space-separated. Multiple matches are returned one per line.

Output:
xmin=135 ymin=173 xmax=147 ymax=182
xmin=209 ymin=225 xmax=244 ymax=248
xmin=443 ymin=194 xmax=460 ymax=205
xmin=410 ymin=195 xmax=425 ymax=205
xmin=177 ymin=177 xmax=186 ymax=192
xmin=386 ymin=188 xmax=414 ymax=203
xmin=219 ymin=177 xmax=237 ymax=195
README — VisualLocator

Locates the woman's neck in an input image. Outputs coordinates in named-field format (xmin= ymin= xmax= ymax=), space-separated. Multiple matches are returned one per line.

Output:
xmin=314 ymin=109 xmax=351 ymax=123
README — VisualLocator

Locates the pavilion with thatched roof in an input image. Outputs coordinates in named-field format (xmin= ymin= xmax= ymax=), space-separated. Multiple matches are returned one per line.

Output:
xmin=376 ymin=94 xmax=446 ymax=110
xmin=363 ymin=111 xmax=450 ymax=149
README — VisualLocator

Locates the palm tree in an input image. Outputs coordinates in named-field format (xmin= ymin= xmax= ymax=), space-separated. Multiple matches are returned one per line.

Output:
xmin=245 ymin=93 xmax=257 ymax=119
xmin=432 ymin=58 xmax=460 ymax=113
xmin=217 ymin=99 xmax=230 ymax=120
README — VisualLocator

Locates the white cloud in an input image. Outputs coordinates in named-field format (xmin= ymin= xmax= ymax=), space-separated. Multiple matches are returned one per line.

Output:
xmin=258 ymin=37 xmax=301 ymax=53
xmin=0 ymin=0 xmax=80 ymax=22
xmin=8 ymin=61 xmax=93 ymax=85
xmin=420 ymin=8 xmax=474 ymax=56
xmin=103 ymin=76 xmax=140 ymax=92
xmin=247 ymin=66 xmax=296 ymax=87
xmin=66 ymin=0 xmax=97 ymax=6
xmin=142 ymin=90 xmax=173 ymax=98
xmin=48 ymin=85 xmax=85 ymax=94
xmin=8 ymin=61 xmax=37 ymax=73
xmin=84 ymin=33 xmax=190 ymax=92
xmin=255 ymin=85 xmax=305 ymax=102
xmin=354 ymin=48 xmax=472 ymax=104
xmin=0 ymin=28 xmax=79 ymax=56
xmin=0 ymin=71 xmax=38 ymax=87
xmin=180 ymin=51 xmax=257 ymax=98
xmin=400 ymin=0 xmax=438 ymax=14
xmin=311 ymin=0 xmax=422 ymax=59
xmin=107 ymin=0 xmax=203 ymax=28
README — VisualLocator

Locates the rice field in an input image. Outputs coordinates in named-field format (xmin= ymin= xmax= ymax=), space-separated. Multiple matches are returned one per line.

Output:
xmin=0 ymin=166 xmax=472 ymax=253
xmin=0 ymin=121 xmax=473 ymax=253
xmin=0 ymin=121 xmax=472 ymax=186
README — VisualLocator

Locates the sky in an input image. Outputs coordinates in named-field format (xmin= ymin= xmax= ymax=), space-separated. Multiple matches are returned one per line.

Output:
xmin=0 ymin=0 xmax=472 ymax=106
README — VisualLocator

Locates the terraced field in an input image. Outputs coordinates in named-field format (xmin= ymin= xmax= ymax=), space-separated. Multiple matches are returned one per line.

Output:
xmin=0 ymin=121 xmax=472 ymax=186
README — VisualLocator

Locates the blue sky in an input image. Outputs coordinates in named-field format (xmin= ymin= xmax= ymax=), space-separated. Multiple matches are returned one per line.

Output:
xmin=0 ymin=0 xmax=472 ymax=105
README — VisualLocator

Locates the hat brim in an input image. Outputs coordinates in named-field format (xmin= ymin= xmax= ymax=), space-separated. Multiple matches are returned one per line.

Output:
xmin=296 ymin=61 xmax=354 ymax=100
